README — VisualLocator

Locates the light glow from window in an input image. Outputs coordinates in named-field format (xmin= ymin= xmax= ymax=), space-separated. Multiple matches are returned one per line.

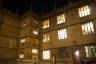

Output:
xmin=57 ymin=14 xmax=65 ymax=24
xmin=33 ymin=30 xmax=38 ymax=35
xmin=20 ymin=54 xmax=24 ymax=59
xmin=81 ymin=22 xmax=94 ymax=35
xmin=75 ymin=50 xmax=80 ymax=57
xmin=43 ymin=50 xmax=50 ymax=60
xmin=43 ymin=33 xmax=50 ymax=42
xmin=78 ymin=5 xmax=90 ymax=17
xmin=32 ymin=49 xmax=38 ymax=53
xmin=20 ymin=39 xmax=26 ymax=43
xmin=43 ymin=20 xmax=49 ymax=29
xmin=58 ymin=29 xmax=67 ymax=39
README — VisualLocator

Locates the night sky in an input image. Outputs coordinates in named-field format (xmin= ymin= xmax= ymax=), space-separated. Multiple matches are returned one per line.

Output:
xmin=1 ymin=0 xmax=69 ymax=15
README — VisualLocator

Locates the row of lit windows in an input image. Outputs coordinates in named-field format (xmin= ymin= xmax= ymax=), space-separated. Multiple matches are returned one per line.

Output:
xmin=43 ymin=5 xmax=91 ymax=29
xmin=20 ymin=29 xmax=38 ymax=58
xmin=21 ymin=22 xmax=94 ymax=44
xmin=43 ymin=45 xmax=96 ymax=60
xmin=19 ymin=50 xmax=50 ymax=59
xmin=19 ymin=45 xmax=96 ymax=59
xmin=43 ymin=22 xmax=94 ymax=42
xmin=20 ymin=30 xmax=38 ymax=43
xmin=43 ymin=14 xmax=65 ymax=29
xmin=43 ymin=29 xmax=67 ymax=42
xmin=19 ymin=49 xmax=38 ymax=59
xmin=43 ymin=50 xmax=79 ymax=60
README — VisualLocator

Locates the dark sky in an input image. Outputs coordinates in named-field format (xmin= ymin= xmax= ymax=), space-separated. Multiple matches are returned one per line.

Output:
xmin=1 ymin=0 xmax=69 ymax=15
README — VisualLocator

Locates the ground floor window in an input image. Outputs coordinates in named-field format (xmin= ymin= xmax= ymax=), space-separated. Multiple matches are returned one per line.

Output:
xmin=85 ymin=45 xmax=96 ymax=58
xmin=43 ymin=50 xmax=50 ymax=60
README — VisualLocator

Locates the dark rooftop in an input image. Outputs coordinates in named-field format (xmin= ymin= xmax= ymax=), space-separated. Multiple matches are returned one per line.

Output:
xmin=0 ymin=0 xmax=69 ymax=15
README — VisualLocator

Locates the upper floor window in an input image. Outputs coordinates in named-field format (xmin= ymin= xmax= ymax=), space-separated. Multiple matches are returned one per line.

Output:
xmin=78 ymin=5 xmax=90 ymax=17
xmin=43 ymin=33 xmax=50 ymax=43
xmin=58 ymin=29 xmax=67 ymax=40
xmin=32 ymin=49 xmax=38 ymax=53
xmin=20 ymin=39 xmax=26 ymax=43
xmin=33 ymin=30 xmax=38 ymax=35
xmin=85 ymin=45 xmax=96 ymax=58
xmin=81 ymin=22 xmax=94 ymax=35
xmin=20 ymin=54 xmax=24 ymax=59
xmin=43 ymin=50 xmax=50 ymax=60
xmin=57 ymin=14 xmax=65 ymax=24
xmin=43 ymin=20 xmax=49 ymax=29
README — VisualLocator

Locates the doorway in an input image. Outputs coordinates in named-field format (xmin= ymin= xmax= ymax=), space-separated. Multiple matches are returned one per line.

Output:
xmin=72 ymin=49 xmax=81 ymax=64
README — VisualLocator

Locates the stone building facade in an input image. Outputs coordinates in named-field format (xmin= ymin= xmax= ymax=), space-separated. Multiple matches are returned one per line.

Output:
xmin=0 ymin=0 xmax=96 ymax=64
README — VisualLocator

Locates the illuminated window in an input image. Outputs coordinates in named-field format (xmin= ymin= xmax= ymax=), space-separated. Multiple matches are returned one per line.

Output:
xmin=20 ymin=54 xmax=24 ymax=59
xmin=43 ymin=33 xmax=50 ymax=42
xmin=32 ymin=49 xmax=38 ymax=53
xmin=81 ymin=22 xmax=94 ymax=35
xmin=43 ymin=19 xmax=49 ymax=29
xmin=20 ymin=39 xmax=26 ymax=43
xmin=78 ymin=5 xmax=90 ymax=17
xmin=43 ymin=50 xmax=50 ymax=60
xmin=57 ymin=14 xmax=65 ymax=24
xmin=85 ymin=46 xmax=96 ymax=58
xmin=33 ymin=30 xmax=38 ymax=35
xmin=58 ymin=29 xmax=67 ymax=40
xmin=75 ymin=50 xmax=80 ymax=57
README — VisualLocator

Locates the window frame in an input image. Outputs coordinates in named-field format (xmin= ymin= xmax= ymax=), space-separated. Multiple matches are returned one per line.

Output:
xmin=43 ymin=19 xmax=50 ymax=29
xmin=85 ymin=45 xmax=96 ymax=58
xmin=42 ymin=50 xmax=51 ymax=60
xmin=19 ymin=54 xmax=24 ymax=59
xmin=20 ymin=39 xmax=26 ymax=43
xmin=81 ymin=22 xmax=94 ymax=35
xmin=43 ymin=33 xmax=50 ymax=43
xmin=78 ymin=5 xmax=90 ymax=17
xmin=57 ymin=13 xmax=65 ymax=24
xmin=58 ymin=29 xmax=67 ymax=40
